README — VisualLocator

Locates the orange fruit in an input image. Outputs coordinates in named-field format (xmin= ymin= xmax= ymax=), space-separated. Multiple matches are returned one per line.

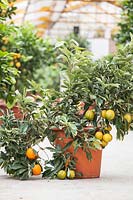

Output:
xmin=57 ymin=170 xmax=66 ymax=180
xmin=16 ymin=62 xmax=21 ymax=68
xmin=85 ymin=110 xmax=95 ymax=121
xmin=103 ymin=133 xmax=113 ymax=143
xmin=101 ymin=140 xmax=108 ymax=148
xmin=95 ymin=131 xmax=103 ymax=140
xmin=32 ymin=164 xmax=42 ymax=175
xmin=124 ymin=113 xmax=132 ymax=123
xmin=105 ymin=110 xmax=115 ymax=121
xmin=67 ymin=170 xmax=75 ymax=179
xmin=26 ymin=148 xmax=37 ymax=160
xmin=101 ymin=110 xmax=107 ymax=118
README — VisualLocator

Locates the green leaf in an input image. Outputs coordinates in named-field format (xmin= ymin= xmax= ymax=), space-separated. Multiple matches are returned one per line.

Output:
xmin=62 ymin=141 xmax=73 ymax=152
xmin=86 ymin=151 xmax=92 ymax=161
xmin=11 ymin=164 xmax=24 ymax=170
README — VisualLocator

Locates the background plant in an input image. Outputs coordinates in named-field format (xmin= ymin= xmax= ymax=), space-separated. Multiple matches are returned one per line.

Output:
xmin=0 ymin=23 xmax=60 ymax=91
xmin=64 ymin=33 xmax=90 ymax=49
xmin=114 ymin=0 xmax=133 ymax=45
xmin=0 ymin=0 xmax=16 ymax=21
xmin=0 ymin=50 xmax=19 ymax=106
xmin=0 ymin=0 xmax=20 ymax=107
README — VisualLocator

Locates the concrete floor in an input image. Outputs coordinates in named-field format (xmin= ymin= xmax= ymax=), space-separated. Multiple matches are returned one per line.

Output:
xmin=0 ymin=129 xmax=133 ymax=200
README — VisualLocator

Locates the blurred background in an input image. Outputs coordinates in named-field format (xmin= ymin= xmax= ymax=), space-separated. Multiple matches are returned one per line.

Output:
xmin=11 ymin=0 xmax=121 ymax=58
xmin=1 ymin=0 xmax=132 ymax=93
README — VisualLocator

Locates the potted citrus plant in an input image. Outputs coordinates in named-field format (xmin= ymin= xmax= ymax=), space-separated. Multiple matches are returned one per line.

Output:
xmin=0 ymin=90 xmax=48 ymax=180
xmin=0 ymin=36 xmax=132 ymax=180
xmin=41 ymin=39 xmax=133 ymax=179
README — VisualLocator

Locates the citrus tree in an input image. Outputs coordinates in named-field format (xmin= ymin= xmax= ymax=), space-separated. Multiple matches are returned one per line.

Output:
xmin=0 ymin=23 xmax=59 ymax=91
xmin=41 ymin=39 xmax=133 ymax=179
xmin=57 ymin=40 xmax=133 ymax=138
xmin=0 ymin=91 xmax=49 ymax=179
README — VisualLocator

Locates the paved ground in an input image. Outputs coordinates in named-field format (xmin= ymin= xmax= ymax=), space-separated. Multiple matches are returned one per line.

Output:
xmin=0 ymin=128 xmax=133 ymax=200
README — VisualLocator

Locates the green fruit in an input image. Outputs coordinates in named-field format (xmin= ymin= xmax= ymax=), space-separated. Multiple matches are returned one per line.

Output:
xmin=84 ymin=110 xmax=95 ymax=120
xmin=57 ymin=170 xmax=66 ymax=180
xmin=68 ymin=170 xmax=76 ymax=179
xmin=105 ymin=110 xmax=115 ymax=121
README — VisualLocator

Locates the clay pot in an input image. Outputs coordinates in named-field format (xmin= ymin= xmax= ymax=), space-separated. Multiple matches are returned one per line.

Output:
xmin=53 ymin=128 xmax=102 ymax=178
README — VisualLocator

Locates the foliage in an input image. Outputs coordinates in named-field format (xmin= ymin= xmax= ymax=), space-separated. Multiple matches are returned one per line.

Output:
xmin=0 ymin=49 xmax=19 ymax=107
xmin=42 ymin=145 xmax=76 ymax=179
xmin=0 ymin=38 xmax=133 ymax=180
xmin=0 ymin=1 xmax=19 ymax=107
xmin=0 ymin=91 xmax=48 ymax=179
xmin=0 ymin=23 xmax=59 ymax=91
xmin=64 ymin=33 xmax=90 ymax=49
xmin=0 ymin=0 xmax=16 ymax=21
xmin=40 ymin=39 xmax=133 ymax=178
xmin=56 ymin=40 xmax=133 ymax=139
xmin=114 ymin=0 xmax=133 ymax=45
xmin=34 ymin=65 xmax=60 ymax=91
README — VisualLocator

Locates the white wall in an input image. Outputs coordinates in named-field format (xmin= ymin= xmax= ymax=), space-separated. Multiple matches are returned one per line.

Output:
xmin=90 ymin=38 xmax=109 ymax=59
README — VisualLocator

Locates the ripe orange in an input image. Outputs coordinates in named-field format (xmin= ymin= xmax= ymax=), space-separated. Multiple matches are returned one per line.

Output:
xmin=32 ymin=164 xmax=42 ymax=175
xmin=67 ymin=170 xmax=75 ymax=179
xmin=26 ymin=148 xmax=37 ymax=160
xmin=57 ymin=170 xmax=66 ymax=179
xmin=103 ymin=133 xmax=113 ymax=143
xmin=95 ymin=131 xmax=103 ymax=140
xmin=105 ymin=110 xmax=115 ymax=121
xmin=101 ymin=110 xmax=107 ymax=118
xmin=84 ymin=110 xmax=95 ymax=121
xmin=124 ymin=113 xmax=132 ymax=123
xmin=101 ymin=140 xmax=108 ymax=148
xmin=16 ymin=62 xmax=21 ymax=68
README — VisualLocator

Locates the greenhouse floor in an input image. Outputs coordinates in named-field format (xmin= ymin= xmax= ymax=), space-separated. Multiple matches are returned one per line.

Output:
xmin=1 ymin=128 xmax=133 ymax=200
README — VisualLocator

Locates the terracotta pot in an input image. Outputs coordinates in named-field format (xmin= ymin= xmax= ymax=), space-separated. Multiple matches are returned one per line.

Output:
xmin=54 ymin=128 xmax=102 ymax=178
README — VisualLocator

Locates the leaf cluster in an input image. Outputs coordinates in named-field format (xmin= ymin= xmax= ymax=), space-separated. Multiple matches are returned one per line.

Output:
xmin=0 ymin=0 xmax=16 ymax=21
xmin=0 ymin=93 xmax=48 ymax=179
xmin=114 ymin=0 xmax=133 ymax=44
xmin=0 ymin=50 xmax=19 ymax=105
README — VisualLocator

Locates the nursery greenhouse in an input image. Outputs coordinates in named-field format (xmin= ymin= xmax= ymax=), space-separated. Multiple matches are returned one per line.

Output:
xmin=0 ymin=0 xmax=133 ymax=200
